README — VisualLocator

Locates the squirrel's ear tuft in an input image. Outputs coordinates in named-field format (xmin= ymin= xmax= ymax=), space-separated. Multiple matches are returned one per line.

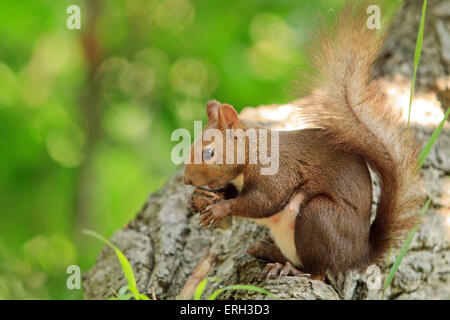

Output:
xmin=206 ymin=100 xmax=220 ymax=122
xmin=218 ymin=104 xmax=240 ymax=129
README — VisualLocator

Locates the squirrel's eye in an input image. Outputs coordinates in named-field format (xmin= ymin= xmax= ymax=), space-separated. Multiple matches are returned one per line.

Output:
xmin=203 ymin=148 xmax=215 ymax=161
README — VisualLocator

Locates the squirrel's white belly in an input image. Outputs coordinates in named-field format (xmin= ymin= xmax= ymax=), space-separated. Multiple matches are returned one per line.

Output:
xmin=253 ymin=192 xmax=305 ymax=267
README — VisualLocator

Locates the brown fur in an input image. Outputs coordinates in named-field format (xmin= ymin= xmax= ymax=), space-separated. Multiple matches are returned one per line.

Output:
xmin=184 ymin=0 xmax=424 ymax=279
xmin=246 ymin=236 xmax=287 ymax=264
xmin=295 ymin=0 xmax=425 ymax=265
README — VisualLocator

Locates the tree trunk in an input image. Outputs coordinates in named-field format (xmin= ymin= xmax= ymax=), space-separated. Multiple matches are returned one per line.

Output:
xmin=83 ymin=0 xmax=450 ymax=300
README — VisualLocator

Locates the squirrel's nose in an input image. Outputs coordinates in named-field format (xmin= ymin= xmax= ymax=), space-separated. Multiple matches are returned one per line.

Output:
xmin=184 ymin=176 xmax=193 ymax=185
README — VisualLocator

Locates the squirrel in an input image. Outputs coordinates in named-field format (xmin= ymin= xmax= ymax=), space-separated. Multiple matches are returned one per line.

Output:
xmin=183 ymin=1 xmax=424 ymax=281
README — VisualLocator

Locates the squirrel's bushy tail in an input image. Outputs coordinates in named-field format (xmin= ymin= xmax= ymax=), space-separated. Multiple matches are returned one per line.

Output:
xmin=296 ymin=1 xmax=424 ymax=264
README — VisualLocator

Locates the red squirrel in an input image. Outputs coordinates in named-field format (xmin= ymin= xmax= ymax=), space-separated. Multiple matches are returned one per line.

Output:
xmin=183 ymin=1 xmax=424 ymax=281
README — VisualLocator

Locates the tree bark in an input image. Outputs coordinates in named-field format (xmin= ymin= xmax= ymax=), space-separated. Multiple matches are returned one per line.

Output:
xmin=83 ymin=0 xmax=450 ymax=300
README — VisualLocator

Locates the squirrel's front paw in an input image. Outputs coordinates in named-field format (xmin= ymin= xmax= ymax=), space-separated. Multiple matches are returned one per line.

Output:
xmin=199 ymin=202 xmax=230 ymax=227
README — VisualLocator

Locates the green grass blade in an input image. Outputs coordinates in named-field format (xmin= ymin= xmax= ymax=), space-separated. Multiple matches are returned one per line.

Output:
xmin=413 ymin=0 xmax=427 ymax=67
xmin=407 ymin=75 xmax=417 ymax=130
xmin=193 ymin=278 xmax=208 ymax=300
xmin=111 ymin=287 xmax=120 ymax=299
xmin=117 ymin=285 xmax=130 ymax=297
xmin=383 ymin=198 xmax=431 ymax=290
xmin=193 ymin=277 xmax=221 ymax=300
xmin=407 ymin=0 xmax=427 ymax=129
xmin=136 ymin=293 xmax=151 ymax=300
xmin=83 ymin=230 xmax=139 ymax=299
xmin=416 ymin=107 xmax=450 ymax=170
xmin=208 ymin=285 xmax=272 ymax=300
xmin=381 ymin=246 xmax=392 ymax=300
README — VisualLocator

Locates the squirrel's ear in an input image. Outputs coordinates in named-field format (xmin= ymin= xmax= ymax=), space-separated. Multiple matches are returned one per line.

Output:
xmin=206 ymin=100 xmax=220 ymax=122
xmin=218 ymin=104 xmax=240 ymax=129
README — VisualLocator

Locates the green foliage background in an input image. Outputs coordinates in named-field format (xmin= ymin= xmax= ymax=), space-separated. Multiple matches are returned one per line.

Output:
xmin=0 ymin=0 xmax=401 ymax=299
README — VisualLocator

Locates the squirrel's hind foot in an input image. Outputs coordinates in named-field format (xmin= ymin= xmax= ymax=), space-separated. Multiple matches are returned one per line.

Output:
xmin=260 ymin=261 xmax=309 ymax=280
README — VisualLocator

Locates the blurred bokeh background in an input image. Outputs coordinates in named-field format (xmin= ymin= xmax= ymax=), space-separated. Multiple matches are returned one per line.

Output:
xmin=0 ymin=0 xmax=401 ymax=299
